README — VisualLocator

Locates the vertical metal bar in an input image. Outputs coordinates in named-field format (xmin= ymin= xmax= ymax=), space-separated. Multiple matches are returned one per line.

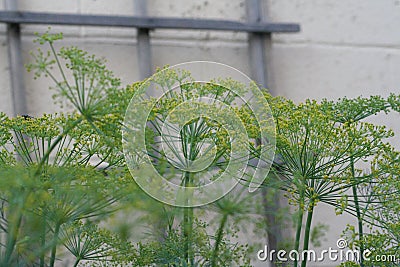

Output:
xmin=5 ymin=0 xmax=27 ymax=117
xmin=134 ymin=0 xmax=152 ymax=80
xmin=246 ymin=0 xmax=270 ymax=89
xmin=246 ymin=1 xmax=281 ymax=266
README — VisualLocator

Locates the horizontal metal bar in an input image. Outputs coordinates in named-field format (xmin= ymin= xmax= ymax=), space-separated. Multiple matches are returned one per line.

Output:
xmin=0 ymin=11 xmax=300 ymax=33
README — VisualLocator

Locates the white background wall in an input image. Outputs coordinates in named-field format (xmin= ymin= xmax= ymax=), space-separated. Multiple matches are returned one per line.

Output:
xmin=0 ymin=1 xmax=399 ymax=266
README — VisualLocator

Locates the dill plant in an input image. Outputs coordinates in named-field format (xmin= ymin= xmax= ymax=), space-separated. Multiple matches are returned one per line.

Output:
xmin=0 ymin=31 xmax=267 ymax=267
xmin=0 ymin=30 xmax=398 ymax=267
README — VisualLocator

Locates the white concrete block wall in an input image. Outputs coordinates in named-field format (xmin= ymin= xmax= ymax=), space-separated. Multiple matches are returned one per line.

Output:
xmin=0 ymin=1 xmax=399 ymax=266
xmin=0 ymin=35 xmax=12 ymax=114
xmin=266 ymin=0 xmax=400 ymax=101
xmin=270 ymin=44 xmax=400 ymax=100
xmin=267 ymin=0 xmax=400 ymax=46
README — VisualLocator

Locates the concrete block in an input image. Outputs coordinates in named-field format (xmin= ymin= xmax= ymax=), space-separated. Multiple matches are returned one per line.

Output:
xmin=267 ymin=0 xmax=400 ymax=47
xmin=152 ymin=40 xmax=250 ymax=75
xmin=79 ymin=0 xmax=136 ymax=37
xmin=148 ymin=0 xmax=246 ymax=21
xmin=18 ymin=0 xmax=79 ymax=13
xmin=0 ymin=36 xmax=12 ymax=115
xmin=269 ymin=43 xmax=400 ymax=101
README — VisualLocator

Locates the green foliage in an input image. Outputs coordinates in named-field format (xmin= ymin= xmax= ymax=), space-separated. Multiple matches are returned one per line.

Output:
xmin=0 ymin=31 xmax=267 ymax=266
xmin=0 ymin=30 xmax=137 ymax=266
xmin=260 ymin=91 xmax=400 ymax=267
xmin=135 ymin=219 xmax=251 ymax=267
xmin=0 ymin=30 xmax=398 ymax=267
xmin=358 ymin=146 xmax=400 ymax=267
xmin=310 ymin=222 xmax=329 ymax=247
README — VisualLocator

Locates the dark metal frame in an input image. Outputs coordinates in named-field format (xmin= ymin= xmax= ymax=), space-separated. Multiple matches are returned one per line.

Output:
xmin=0 ymin=11 xmax=299 ymax=33
xmin=0 ymin=1 xmax=300 ymax=118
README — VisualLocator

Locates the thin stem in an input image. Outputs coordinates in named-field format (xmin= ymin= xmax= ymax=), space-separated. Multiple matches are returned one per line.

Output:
xmin=49 ymin=222 xmax=61 ymax=267
xmin=2 ymin=188 xmax=29 ymax=266
xmin=350 ymin=155 xmax=364 ymax=267
xmin=47 ymin=45 xmax=81 ymax=110
xmin=294 ymin=174 xmax=305 ymax=267
xmin=39 ymin=213 xmax=46 ymax=267
xmin=294 ymin=207 xmax=303 ymax=267
xmin=50 ymin=44 xmax=69 ymax=89
xmin=14 ymin=130 xmax=33 ymax=164
xmin=73 ymin=258 xmax=81 ymax=267
xmin=211 ymin=213 xmax=228 ymax=267
xmin=301 ymin=202 xmax=315 ymax=267
xmin=181 ymin=120 xmax=201 ymax=266
xmin=183 ymin=172 xmax=194 ymax=266
xmin=3 ymin=206 xmax=23 ymax=266
xmin=35 ymin=118 xmax=82 ymax=175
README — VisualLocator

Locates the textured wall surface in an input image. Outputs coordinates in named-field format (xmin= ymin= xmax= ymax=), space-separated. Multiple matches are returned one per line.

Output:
xmin=0 ymin=1 xmax=399 ymax=266
xmin=267 ymin=0 xmax=400 ymax=101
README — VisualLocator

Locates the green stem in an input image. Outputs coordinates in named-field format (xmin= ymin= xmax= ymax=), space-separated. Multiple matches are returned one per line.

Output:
xmin=3 ymin=209 xmax=23 ymax=266
xmin=39 ymin=214 xmax=46 ymax=267
xmin=49 ymin=222 xmax=61 ymax=267
xmin=35 ymin=118 xmax=82 ymax=175
xmin=183 ymin=172 xmax=194 ymax=266
xmin=350 ymin=156 xmax=364 ymax=267
xmin=183 ymin=207 xmax=193 ymax=266
xmin=294 ymin=175 xmax=306 ymax=267
xmin=294 ymin=206 xmax=303 ymax=267
xmin=211 ymin=213 xmax=228 ymax=267
xmin=2 ymin=189 xmax=28 ymax=266
xmin=181 ymin=121 xmax=201 ymax=266
xmin=301 ymin=202 xmax=315 ymax=267
xmin=73 ymin=258 xmax=81 ymax=267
